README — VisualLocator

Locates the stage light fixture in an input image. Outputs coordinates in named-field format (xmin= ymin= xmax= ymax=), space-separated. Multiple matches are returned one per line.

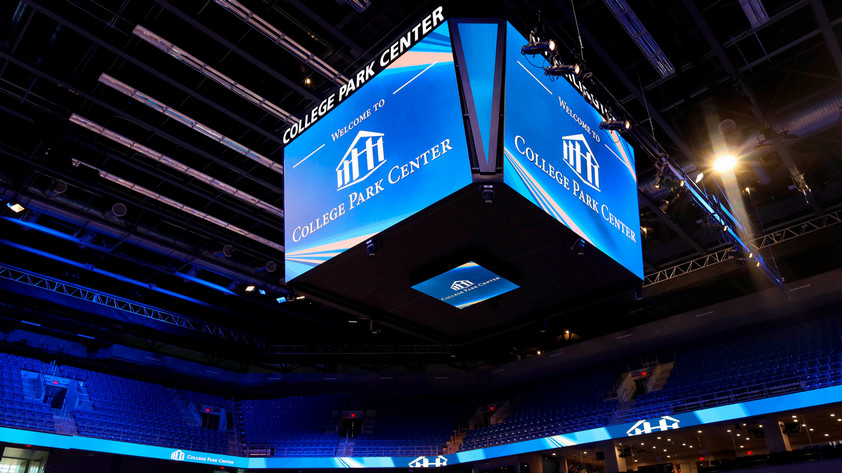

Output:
xmin=365 ymin=238 xmax=376 ymax=256
xmin=695 ymin=172 xmax=705 ymax=184
xmin=713 ymin=154 xmax=737 ymax=172
xmin=521 ymin=39 xmax=556 ymax=55
xmin=545 ymin=62 xmax=581 ymax=76
xmin=244 ymin=285 xmax=256 ymax=292
xmin=6 ymin=202 xmax=24 ymax=213
xmin=599 ymin=119 xmax=631 ymax=131
xmin=653 ymin=161 xmax=668 ymax=190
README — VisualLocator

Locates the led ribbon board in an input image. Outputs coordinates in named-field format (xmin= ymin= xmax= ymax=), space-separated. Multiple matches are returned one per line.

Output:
xmin=4 ymin=384 xmax=841 ymax=467
xmin=284 ymin=21 xmax=472 ymax=281
xmin=411 ymin=262 xmax=519 ymax=308
xmin=502 ymin=24 xmax=643 ymax=279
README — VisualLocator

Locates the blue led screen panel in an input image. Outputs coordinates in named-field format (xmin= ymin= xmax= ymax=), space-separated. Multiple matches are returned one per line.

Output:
xmin=411 ymin=262 xmax=519 ymax=308
xmin=502 ymin=24 xmax=643 ymax=279
xmin=284 ymin=22 xmax=472 ymax=281
xmin=4 ymin=385 xmax=842 ymax=468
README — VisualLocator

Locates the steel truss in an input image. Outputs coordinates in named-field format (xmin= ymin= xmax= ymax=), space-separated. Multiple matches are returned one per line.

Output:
xmin=0 ymin=264 xmax=265 ymax=348
xmin=644 ymin=210 xmax=842 ymax=287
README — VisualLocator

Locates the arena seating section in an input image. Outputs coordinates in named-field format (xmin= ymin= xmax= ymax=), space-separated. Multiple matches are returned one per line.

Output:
xmin=241 ymin=396 xmax=346 ymax=456
xmin=621 ymin=314 xmax=842 ymax=423
xmin=0 ymin=314 xmax=840 ymax=457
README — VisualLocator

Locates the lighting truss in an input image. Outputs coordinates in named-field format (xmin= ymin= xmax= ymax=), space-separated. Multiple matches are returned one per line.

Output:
xmin=643 ymin=247 xmax=733 ymax=287
xmin=0 ymin=263 xmax=266 ymax=348
xmin=643 ymin=210 xmax=841 ymax=287
xmin=132 ymin=25 xmax=297 ymax=124
xmin=69 ymin=114 xmax=284 ymax=219
xmin=214 ymin=0 xmax=349 ymax=86
xmin=72 ymin=158 xmax=285 ymax=253
xmin=98 ymin=74 xmax=284 ymax=176
xmin=751 ymin=210 xmax=842 ymax=250
xmin=653 ymin=155 xmax=784 ymax=290
xmin=603 ymin=0 xmax=675 ymax=78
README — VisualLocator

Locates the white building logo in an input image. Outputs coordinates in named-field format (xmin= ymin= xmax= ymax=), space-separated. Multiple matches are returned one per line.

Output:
xmin=409 ymin=455 xmax=448 ymax=468
xmin=336 ymin=130 xmax=385 ymax=190
xmin=170 ymin=450 xmax=185 ymax=461
xmin=562 ymin=134 xmax=600 ymax=191
xmin=450 ymin=280 xmax=474 ymax=291
xmin=626 ymin=416 xmax=680 ymax=436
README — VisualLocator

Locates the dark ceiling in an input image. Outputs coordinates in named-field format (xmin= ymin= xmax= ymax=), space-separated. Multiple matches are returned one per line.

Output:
xmin=0 ymin=0 xmax=841 ymax=380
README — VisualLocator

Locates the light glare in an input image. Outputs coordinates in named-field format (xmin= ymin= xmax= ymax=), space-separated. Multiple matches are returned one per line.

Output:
xmin=713 ymin=154 xmax=737 ymax=172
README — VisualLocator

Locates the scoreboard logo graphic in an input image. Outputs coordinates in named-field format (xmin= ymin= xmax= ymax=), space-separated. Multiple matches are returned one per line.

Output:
xmin=170 ymin=450 xmax=185 ymax=461
xmin=412 ymin=262 xmax=518 ymax=309
xmin=450 ymin=280 xmax=474 ymax=291
xmin=626 ymin=416 xmax=681 ymax=436
xmin=336 ymin=130 xmax=386 ymax=190
xmin=562 ymin=133 xmax=600 ymax=191
xmin=408 ymin=455 xmax=448 ymax=468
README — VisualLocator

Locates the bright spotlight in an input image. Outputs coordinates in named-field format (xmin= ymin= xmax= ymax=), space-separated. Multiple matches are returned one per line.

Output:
xmin=244 ymin=285 xmax=255 ymax=292
xmin=6 ymin=202 xmax=25 ymax=213
xmin=522 ymin=39 xmax=556 ymax=55
xmin=713 ymin=154 xmax=737 ymax=172
xmin=695 ymin=172 xmax=704 ymax=183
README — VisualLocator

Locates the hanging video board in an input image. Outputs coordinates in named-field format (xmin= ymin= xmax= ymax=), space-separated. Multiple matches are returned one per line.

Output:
xmin=283 ymin=20 xmax=472 ymax=282
xmin=502 ymin=24 xmax=643 ymax=278
xmin=411 ymin=262 xmax=519 ymax=309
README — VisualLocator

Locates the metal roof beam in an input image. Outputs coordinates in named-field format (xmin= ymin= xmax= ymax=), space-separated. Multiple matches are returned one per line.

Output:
xmin=810 ymin=0 xmax=842 ymax=80
xmin=680 ymin=0 xmax=824 ymax=216
xmin=19 ymin=0 xmax=287 ymax=149
xmin=551 ymin=0 xmax=702 ymax=167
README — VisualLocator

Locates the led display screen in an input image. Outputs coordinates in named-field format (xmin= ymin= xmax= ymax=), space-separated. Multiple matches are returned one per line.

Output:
xmin=4 ymin=384 xmax=840 ymax=468
xmin=411 ymin=262 xmax=519 ymax=309
xmin=283 ymin=22 xmax=472 ymax=281
xmin=502 ymin=24 xmax=643 ymax=278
